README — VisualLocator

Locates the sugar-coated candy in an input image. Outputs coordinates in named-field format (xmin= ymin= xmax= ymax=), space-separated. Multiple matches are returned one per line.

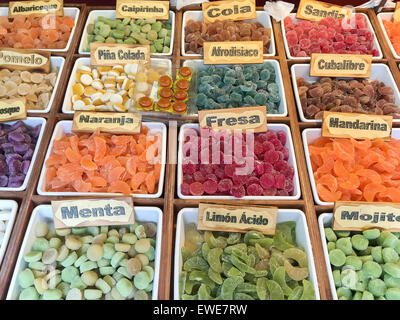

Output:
xmin=382 ymin=19 xmax=400 ymax=56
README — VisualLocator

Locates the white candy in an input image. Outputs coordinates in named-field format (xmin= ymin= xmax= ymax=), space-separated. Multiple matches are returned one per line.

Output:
xmin=110 ymin=94 xmax=123 ymax=104
xmin=73 ymin=100 xmax=87 ymax=110
xmin=91 ymin=80 xmax=103 ymax=90
xmin=101 ymin=93 xmax=112 ymax=102
xmin=80 ymin=74 xmax=93 ymax=86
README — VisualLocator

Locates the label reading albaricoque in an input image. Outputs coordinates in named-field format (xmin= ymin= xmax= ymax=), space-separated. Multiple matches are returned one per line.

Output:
xmin=9 ymin=0 xmax=63 ymax=17
xmin=0 ymin=98 xmax=27 ymax=123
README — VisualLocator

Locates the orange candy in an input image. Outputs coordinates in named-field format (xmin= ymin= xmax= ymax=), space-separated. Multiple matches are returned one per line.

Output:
xmin=383 ymin=19 xmax=400 ymax=56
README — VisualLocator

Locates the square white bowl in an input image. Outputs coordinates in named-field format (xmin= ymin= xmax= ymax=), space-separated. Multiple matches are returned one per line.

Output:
xmin=281 ymin=13 xmax=383 ymax=60
xmin=182 ymin=59 xmax=288 ymax=117
xmin=6 ymin=205 xmax=163 ymax=300
xmin=78 ymin=10 xmax=175 ymax=56
xmin=0 ymin=199 xmax=18 ymax=266
xmin=377 ymin=13 xmax=400 ymax=60
xmin=291 ymin=63 xmax=400 ymax=123
xmin=0 ymin=117 xmax=46 ymax=192
xmin=37 ymin=120 xmax=166 ymax=198
xmin=61 ymin=57 xmax=172 ymax=114
xmin=0 ymin=7 xmax=80 ymax=53
xmin=181 ymin=10 xmax=276 ymax=57
xmin=173 ymin=207 xmax=320 ymax=300
xmin=177 ymin=123 xmax=301 ymax=200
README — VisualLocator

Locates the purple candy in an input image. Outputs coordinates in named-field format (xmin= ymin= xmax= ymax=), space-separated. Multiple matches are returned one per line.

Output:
xmin=13 ymin=143 xmax=30 ymax=154
xmin=0 ymin=175 xmax=8 ymax=187
xmin=5 ymin=154 xmax=22 ymax=162
xmin=32 ymin=125 xmax=42 ymax=138
xmin=1 ymin=143 xmax=14 ymax=153
xmin=22 ymin=160 xmax=30 ymax=175
xmin=23 ymin=149 xmax=34 ymax=160
xmin=8 ymin=131 xmax=25 ymax=142
xmin=9 ymin=159 xmax=22 ymax=175
xmin=10 ymin=121 xmax=25 ymax=131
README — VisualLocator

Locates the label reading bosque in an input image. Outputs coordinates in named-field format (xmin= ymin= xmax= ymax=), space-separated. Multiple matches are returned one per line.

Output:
xmin=310 ymin=53 xmax=372 ymax=78
xmin=333 ymin=201 xmax=400 ymax=232
xmin=0 ymin=98 xmax=27 ymax=123
xmin=203 ymin=41 xmax=264 ymax=65
xmin=198 ymin=203 xmax=277 ymax=235
xmin=198 ymin=106 xmax=267 ymax=132
xmin=9 ymin=0 xmax=63 ymax=17
xmin=0 ymin=49 xmax=50 ymax=73
xmin=72 ymin=111 xmax=141 ymax=134
xmin=116 ymin=0 xmax=169 ymax=20
xmin=202 ymin=0 xmax=256 ymax=23
xmin=297 ymin=0 xmax=352 ymax=22
xmin=394 ymin=2 xmax=400 ymax=22
xmin=322 ymin=111 xmax=392 ymax=140
xmin=90 ymin=43 xmax=150 ymax=66
xmin=51 ymin=198 xmax=135 ymax=229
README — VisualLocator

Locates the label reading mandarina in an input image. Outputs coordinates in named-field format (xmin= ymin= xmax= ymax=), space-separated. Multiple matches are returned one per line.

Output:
xmin=202 ymin=0 xmax=256 ymax=23
xmin=115 ymin=0 xmax=169 ymax=20
xmin=0 ymin=98 xmax=27 ymax=122
xmin=296 ymin=0 xmax=352 ymax=22
xmin=333 ymin=201 xmax=400 ymax=232
xmin=310 ymin=53 xmax=372 ymax=78
xmin=198 ymin=106 xmax=267 ymax=133
xmin=9 ymin=0 xmax=63 ymax=17
xmin=198 ymin=203 xmax=277 ymax=235
xmin=0 ymin=49 xmax=50 ymax=73
xmin=51 ymin=198 xmax=135 ymax=229
xmin=203 ymin=41 xmax=264 ymax=65
xmin=90 ymin=43 xmax=150 ymax=66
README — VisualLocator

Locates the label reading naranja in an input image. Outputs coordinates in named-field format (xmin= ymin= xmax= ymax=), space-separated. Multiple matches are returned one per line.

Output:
xmin=394 ymin=2 xmax=400 ymax=22
xmin=333 ymin=201 xmax=400 ymax=232
xmin=90 ymin=43 xmax=150 ymax=66
xmin=0 ymin=48 xmax=50 ymax=73
xmin=296 ymin=0 xmax=352 ymax=22
xmin=9 ymin=0 xmax=63 ymax=17
xmin=203 ymin=41 xmax=264 ymax=65
xmin=310 ymin=53 xmax=372 ymax=78
xmin=322 ymin=111 xmax=392 ymax=141
xmin=202 ymin=0 xmax=256 ymax=23
xmin=198 ymin=106 xmax=267 ymax=133
xmin=115 ymin=0 xmax=169 ymax=20
xmin=0 ymin=98 xmax=27 ymax=123
xmin=72 ymin=111 xmax=141 ymax=134
xmin=51 ymin=198 xmax=135 ymax=229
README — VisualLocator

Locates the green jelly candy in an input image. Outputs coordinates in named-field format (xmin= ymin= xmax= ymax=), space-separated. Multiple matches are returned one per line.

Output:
xmin=361 ymin=290 xmax=374 ymax=300
xmin=363 ymin=229 xmax=380 ymax=240
xmin=61 ymin=266 xmax=79 ymax=283
xmin=324 ymin=228 xmax=337 ymax=242
xmin=336 ymin=237 xmax=353 ymax=255
xmin=117 ymin=267 xmax=132 ymax=280
xmin=362 ymin=261 xmax=382 ymax=279
xmin=61 ymin=251 xmax=78 ymax=267
xmin=371 ymin=246 xmax=383 ymax=263
xmin=19 ymin=286 xmax=39 ymax=300
xmin=368 ymin=278 xmax=387 ymax=297
xmin=353 ymin=291 xmax=362 ymax=300
xmin=24 ymin=251 xmax=42 ymax=263
xmin=383 ymin=263 xmax=400 ymax=278
xmin=329 ymin=249 xmax=346 ymax=267
xmin=57 ymin=282 xmax=70 ymax=297
xmin=134 ymin=271 xmax=150 ymax=290
xmin=351 ymin=234 xmax=369 ymax=251
xmin=300 ymin=280 xmax=315 ymax=300
xmin=97 ymin=258 xmax=110 ymax=268
xmin=337 ymin=287 xmax=352 ymax=299
xmin=42 ymin=289 xmax=62 ymax=300
xmin=266 ymin=280 xmax=284 ymax=300
xmin=341 ymin=269 xmax=357 ymax=290
xmin=29 ymin=261 xmax=45 ymax=271
xmin=333 ymin=269 xmax=341 ymax=287
xmin=384 ymin=274 xmax=400 ymax=288
xmin=335 ymin=231 xmax=351 ymax=238
xmin=32 ymin=238 xmax=49 ymax=252
xmin=385 ymin=288 xmax=400 ymax=300
xmin=116 ymin=278 xmax=133 ymax=297
xmin=111 ymin=251 xmax=125 ymax=268
xmin=327 ymin=242 xmax=336 ymax=252
xmin=80 ymin=261 xmax=97 ymax=273
xmin=99 ymin=266 xmax=116 ymax=276
xmin=382 ymin=247 xmax=399 ymax=263
xmin=49 ymin=238 xmax=62 ymax=249
xmin=70 ymin=275 xmax=86 ymax=290
xmin=18 ymin=268 xmax=35 ymax=289
xmin=84 ymin=289 xmax=102 ymax=300
xmin=345 ymin=256 xmax=362 ymax=271
xmin=95 ymin=278 xmax=111 ymax=294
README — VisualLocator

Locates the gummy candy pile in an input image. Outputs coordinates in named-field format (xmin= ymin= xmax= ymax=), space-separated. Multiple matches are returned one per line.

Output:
xmin=181 ymin=127 xmax=295 ymax=198
xmin=297 ymin=77 xmax=400 ymax=120
xmin=195 ymin=63 xmax=281 ymax=113
xmin=382 ymin=19 xmax=400 ymax=56
xmin=284 ymin=15 xmax=379 ymax=57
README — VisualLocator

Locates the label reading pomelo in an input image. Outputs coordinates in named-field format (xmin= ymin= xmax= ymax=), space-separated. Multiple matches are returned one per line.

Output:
xmin=202 ymin=0 xmax=256 ymax=23
xmin=198 ymin=203 xmax=277 ymax=235
xmin=310 ymin=53 xmax=372 ymax=78
xmin=394 ymin=2 xmax=400 ymax=22
xmin=198 ymin=106 xmax=267 ymax=132
xmin=0 ymin=98 xmax=27 ymax=122
xmin=322 ymin=111 xmax=392 ymax=141
xmin=203 ymin=41 xmax=264 ymax=65
xmin=51 ymin=198 xmax=135 ymax=229
xmin=297 ymin=0 xmax=352 ymax=22
xmin=72 ymin=111 xmax=141 ymax=134
xmin=9 ymin=0 xmax=63 ymax=17
xmin=90 ymin=43 xmax=150 ymax=66
xmin=0 ymin=49 xmax=50 ymax=73
xmin=333 ymin=201 xmax=400 ymax=232
xmin=116 ymin=0 xmax=169 ymax=20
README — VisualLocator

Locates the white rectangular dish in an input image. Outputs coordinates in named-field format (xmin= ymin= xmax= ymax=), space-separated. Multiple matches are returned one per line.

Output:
xmin=0 ymin=200 xmax=18 ymax=266
xmin=173 ymin=208 xmax=320 ymax=300
xmin=37 ymin=120 xmax=166 ymax=198
xmin=182 ymin=59 xmax=288 ymax=117
xmin=377 ymin=13 xmax=400 ymax=60
xmin=181 ymin=10 xmax=276 ymax=57
xmin=291 ymin=63 xmax=400 ymax=123
xmin=78 ymin=10 xmax=175 ymax=56
xmin=7 ymin=205 xmax=163 ymax=300
xmin=177 ymin=123 xmax=301 ymax=200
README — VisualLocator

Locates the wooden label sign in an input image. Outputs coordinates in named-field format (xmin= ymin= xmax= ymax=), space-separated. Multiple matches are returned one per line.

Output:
xmin=90 ymin=43 xmax=150 ymax=66
xmin=394 ymin=2 xmax=400 ymax=22
xmin=9 ymin=0 xmax=63 ymax=17
xmin=0 ymin=98 xmax=27 ymax=122
xmin=116 ymin=0 xmax=169 ymax=20
xmin=198 ymin=106 xmax=267 ymax=132
xmin=310 ymin=53 xmax=372 ymax=78
xmin=202 ymin=0 xmax=256 ymax=23
xmin=72 ymin=111 xmax=141 ymax=134
xmin=322 ymin=111 xmax=392 ymax=140
xmin=51 ymin=198 xmax=135 ymax=229
xmin=297 ymin=0 xmax=352 ymax=22
xmin=203 ymin=41 xmax=264 ymax=65
xmin=333 ymin=202 xmax=400 ymax=232
xmin=0 ymin=49 xmax=50 ymax=73
xmin=198 ymin=203 xmax=277 ymax=235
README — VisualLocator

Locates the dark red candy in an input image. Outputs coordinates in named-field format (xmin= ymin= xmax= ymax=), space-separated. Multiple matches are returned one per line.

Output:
xmin=282 ymin=166 xmax=295 ymax=179
xmin=262 ymin=141 xmax=274 ymax=153
xmin=274 ymin=160 xmax=288 ymax=172
xmin=263 ymin=187 xmax=277 ymax=196
xmin=189 ymin=181 xmax=204 ymax=196
xmin=281 ymin=147 xmax=289 ymax=160
xmin=214 ymin=167 xmax=225 ymax=179
xmin=206 ymin=173 xmax=218 ymax=182
xmin=260 ymin=173 xmax=274 ymax=189
xmin=247 ymin=183 xmax=263 ymax=196
xmin=183 ymin=174 xmax=194 ymax=184
xmin=277 ymin=131 xmax=287 ymax=145
xmin=182 ymin=161 xmax=197 ymax=175
xmin=264 ymin=150 xmax=280 ymax=164
xmin=230 ymin=185 xmax=245 ymax=198
xmin=224 ymin=164 xmax=236 ymax=178
xmin=276 ymin=189 xmax=289 ymax=196
xmin=264 ymin=162 xmax=274 ymax=174
xmin=181 ymin=182 xmax=190 ymax=195
xmin=284 ymin=179 xmax=294 ymax=193
xmin=203 ymin=180 xmax=218 ymax=194
xmin=254 ymin=161 xmax=265 ymax=176
xmin=254 ymin=141 xmax=264 ymax=155
xmin=199 ymin=164 xmax=213 ymax=175
xmin=218 ymin=178 xmax=233 ymax=192
xmin=246 ymin=176 xmax=260 ymax=187
xmin=193 ymin=171 xmax=206 ymax=183
xmin=274 ymin=174 xmax=286 ymax=189
xmin=266 ymin=131 xmax=278 ymax=141
xmin=270 ymin=138 xmax=283 ymax=151
xmin=232 ymin=174 xmax=247 ymax=186
xmin=255 ymin=133 xmax=267 ymax=143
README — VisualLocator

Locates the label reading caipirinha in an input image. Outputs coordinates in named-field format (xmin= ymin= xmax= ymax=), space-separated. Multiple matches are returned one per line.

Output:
xmin=90 ymin=43 xmax=150 ymax=66
xmin=297 ymin=0 xmax=352 ymax=22
xmin=202 ymin=0 xmax=256 ymax=23
xmin=116 ymin=0 xmax=169 ymax=20
xmin=0 ymin=98 xmax=27 ymax=123
xmin=203 ymin=41 xmax=264 ymax=65
xmin=0 ymin=49 xmax=50 ymax=73
xmin=9 ymin=0 xmax=63 ymax=17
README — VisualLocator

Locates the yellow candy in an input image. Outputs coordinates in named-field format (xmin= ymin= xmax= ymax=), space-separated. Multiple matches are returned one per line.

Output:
xmin=97 ymin=67 xmax=112 ymax=74
xmin=147 ymin=71 xmax=160 ymax=83
xmin=73 ymin=83 xmax=84 ymax=96
xmin=83 ymin=86 xmax=97 ymax=97
xmin=72 ymin=95 xmax=82 ymax=103
xmin=113 ymin=103 xmax=127 ymax=112
xmin=136 ymin=72 xmax=147 ymax=82
xmin=83 ymin=98 xmax=92 ymax=105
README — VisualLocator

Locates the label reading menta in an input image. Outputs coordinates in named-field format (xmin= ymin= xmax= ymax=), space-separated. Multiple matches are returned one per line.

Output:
xmin=0 ymin=49 xmax=50 ymax=73
xmin=322 ymin=111 xmax=392 ymax=140
xmin=198 ymin=106 xmax=267 ymax=132
xmin=116 ymin=0 xmax=169 ymax=20
xmin=202 ymin=0 xmax=256 ymax=23
xmin=0 ymin=98 xmax=27 ymax=122
xmin=9 ymin=0 xmax=63 ymax=17
xmin=296 ymin=0 xmax=352 ymax=22
xmin=90 ymin=43 xmax=150 ymax=66
xmin=198 ymin=203 xmax=277 ymax=235
xmin=203 ymin=41 xmax=264 ymax=65
xmin=51 ymin=198 xmax=135 ymax=229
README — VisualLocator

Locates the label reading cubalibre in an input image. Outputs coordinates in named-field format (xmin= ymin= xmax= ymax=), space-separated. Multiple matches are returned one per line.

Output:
xmin=296 ymin=0 xmax=352 ymax=22
xmin=115 ymin=0 xmax=169 ymax=20
xmin=0 ymin=98 xmax=27 ymax=122
xmin=202 ymin=0 xmax=256 ymax=23
xmin=0 ymin=49 xmax=51 ymax=73
xmin=90 ymin=43 xmax=150 ymax=66
xmin=9 ymin=0 xmax=63 ymax=17
xmin=203 ymin=41 xmax=264 ymax=65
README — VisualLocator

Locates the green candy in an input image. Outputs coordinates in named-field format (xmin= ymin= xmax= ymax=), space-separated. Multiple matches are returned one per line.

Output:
xmin=19 ymin=287 xmax=39 ymax=300
xmin=42 ymin=289 xmax=62 ymax=300
xmin=61 ymin=251 xmax=78 ymax=267
xmin=23 ymin=251 xmax=42 ymax=263
xmin=32 ymin=238 xmax=49 ymax=252
xmin=362 ymin=261 xmax=382 ymax=279
xmin=385 ymin=287 xmax=400 ymax=300
xmin=116 ymin=278 xmax=133 ymax=297
xmin=18 ymin=269 xmax=35 ymax=289
xmin=329 ymin=249 xmax=346 ymax=267
xmin=351 ymin=235 xmax=368 ymax=251
xmin=61 ymin=266 xmax=79 ymax=283
xmin=383 ymin=263 xmax=400 ymax=278
xmin=368 ymin=278 xmax=387 ymax=297
xmin=134 ymin=271 xmax=151 ymax=290
xmin=345 ymin=256 xmax=362 ymax=271
xmin=382 ymin=248 xmax=399 ymax=263
xmin=363 ymin=229 xmax=380 ymax=240
xmin=336 ymin=237 xmax=353 ymax=255
xmin=84 ymin=289 xmax=102 ymax=300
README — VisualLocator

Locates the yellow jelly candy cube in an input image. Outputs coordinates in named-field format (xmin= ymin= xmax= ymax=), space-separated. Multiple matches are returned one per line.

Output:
xmin=72 ymin=83 xmax=84 ymax=96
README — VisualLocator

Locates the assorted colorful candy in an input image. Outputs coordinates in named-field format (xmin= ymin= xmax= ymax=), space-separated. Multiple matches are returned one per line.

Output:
xmin=382 ymin=19 xmax=400 ymax=56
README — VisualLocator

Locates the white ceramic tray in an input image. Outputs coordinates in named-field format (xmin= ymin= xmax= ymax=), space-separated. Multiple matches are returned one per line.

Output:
xmin=377 ymin=13 xmax=400 ymax=60
xmin=0 ymin=200 xmax=18 ymax=266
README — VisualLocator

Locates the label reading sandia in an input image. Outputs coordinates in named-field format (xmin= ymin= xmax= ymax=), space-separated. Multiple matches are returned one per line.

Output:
xmin=198 ymin=203 xmax=277 ymax=235
xmin=0 ymin=98 xmax=27 ymax=122
xmin=202 ymin=0 xmax=256 ymax=23
xmin=0 ymin=49 xmax=50 ymax=73
xmin=198 ymin=106 xmax=267 ymax=132
xmin=322 ymin=111 xmax=392 ymax=140
xmin=9 ymin=0 xmax=63 ymax=17
xmin=310 ymin=53 xmax=372 ymax=78
xmin=51 ymin=198 xmax=135 ymax=229
xmin=116 ymin=0 xmax=169 ymax=20
xmin=333 ymin=201 xmax=400 ymax=232
xmin=296 ymin=0 xmax=352 ymax=22
xmin=90 ymin=43 xmax=150 ymax=66
xmin=203 ymin=41 xmax=264 ymax=65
